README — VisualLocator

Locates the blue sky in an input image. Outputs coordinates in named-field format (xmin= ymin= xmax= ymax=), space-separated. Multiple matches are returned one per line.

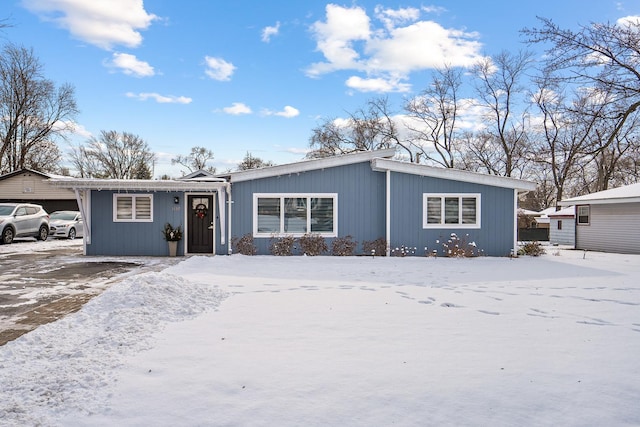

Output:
xmin=5 ymin=0 xmax=639 ymax=177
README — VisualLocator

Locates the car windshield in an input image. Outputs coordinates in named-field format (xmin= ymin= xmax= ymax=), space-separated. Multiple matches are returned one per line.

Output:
xmin=0 ymin=205 xmax=16 ymax=215
xmin=50 ymin=212 xmax=77 ymax=221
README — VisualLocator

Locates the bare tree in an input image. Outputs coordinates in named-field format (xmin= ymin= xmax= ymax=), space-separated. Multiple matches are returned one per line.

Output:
xmin=0 ymin=43 xmax=78 ymax=174
xmin=237 ymin=152 xmax=274 ymax=170
xmin=523 ymin=17 xmax=640 ymax=189
xmin=404 ymin=66 xmax=464 ymax=168
xmin=307 ymin=97 xmax=402 ymax=158
xmin=71 ymin=130 xmax=155 ymax=179
xmin=172 ymin=146 xmax=216 ymax=174
xmin=530 ymin=74 xmax=608 ymax=204
xmin=472 ymin=50 xmax=535 ymax=177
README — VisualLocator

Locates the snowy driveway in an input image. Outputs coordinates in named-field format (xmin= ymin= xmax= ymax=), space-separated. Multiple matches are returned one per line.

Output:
xmin=0 ymin=239 xmax=178 ymax=345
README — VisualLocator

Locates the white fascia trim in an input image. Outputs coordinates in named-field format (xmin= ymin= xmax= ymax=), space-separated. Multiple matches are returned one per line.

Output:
xmin=558 ymin=196 xmax=640 ymax=206
xmin=228 ymin=148 xmax=397 ymax=183
xmin=48 ymin=178 xmax=230 ymax=193
xmin=371 ymin=158 xmax=538 ymax=191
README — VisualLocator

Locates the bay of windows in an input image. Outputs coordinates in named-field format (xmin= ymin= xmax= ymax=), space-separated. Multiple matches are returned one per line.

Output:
xmin=254 ymin=194 xmax=337 ymax=236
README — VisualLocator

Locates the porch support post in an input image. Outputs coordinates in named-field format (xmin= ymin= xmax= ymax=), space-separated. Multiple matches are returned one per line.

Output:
xmin=74 ymin=189 xmax=90 ymax=249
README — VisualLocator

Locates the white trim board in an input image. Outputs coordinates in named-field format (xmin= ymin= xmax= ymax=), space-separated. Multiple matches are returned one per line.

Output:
xmin=226 ymin=148 xmax=397 ymax=183
xmin=371 ymin=158 xmax=537 ymax=191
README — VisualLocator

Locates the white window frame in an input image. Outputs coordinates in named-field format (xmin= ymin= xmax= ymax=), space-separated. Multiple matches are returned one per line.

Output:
xmin=577 ymin=205 xmax=590 ymax=225
xmin=422 ymin=193 xmax=481 ymax=229
xmin=253 ymin=193 xmax=338 ymax=237
xmin=113 ymin=194 xmax=154 ymax=222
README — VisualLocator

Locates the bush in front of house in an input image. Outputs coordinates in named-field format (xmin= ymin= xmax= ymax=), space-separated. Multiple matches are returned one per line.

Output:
xmin=298 ymin=233 xmax=328 ymax=256
xmin=362 ymin=237 xmax=387 ymax=256
xmin=439 ymin=233 xmax=482 ymax=258
xmin=269 ymin=235 xmax=296 ymax=256
xmin=391 ymin=245 xmax=417 ymax=257
xmin=519 ymin=241 xmax=546 ymax=257
xmin=232 ymin=233 xmax=257 ymax=255
xmin=331 ymin=235 xmax=358 ymax=256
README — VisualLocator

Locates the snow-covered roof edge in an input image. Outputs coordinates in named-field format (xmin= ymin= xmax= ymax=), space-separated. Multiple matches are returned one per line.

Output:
xmin=547 ymin=206 xmax=575 ymax=217
xmin=371 ymin=158 xmax=538 ymax=191
xmin=223 ymin=148 xmax=397 ymax=183
xmin=558 ymin=183 xmax=640 ymax=206
xmin=47 ymin=177 xmax=229 ymax=192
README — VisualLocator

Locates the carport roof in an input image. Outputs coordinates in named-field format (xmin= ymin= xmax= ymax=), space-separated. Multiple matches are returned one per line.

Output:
xmin=47 ymin=177 xmax=229 ymax=192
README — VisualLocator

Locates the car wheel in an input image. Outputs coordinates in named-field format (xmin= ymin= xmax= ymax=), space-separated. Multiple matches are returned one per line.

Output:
xmin=1 ymin=227 xmax=14 ymax=244
xmin=37 ymin=225 xmax=49 ymax=241
xmin=68 ymin=228 xmax=76 ymax=240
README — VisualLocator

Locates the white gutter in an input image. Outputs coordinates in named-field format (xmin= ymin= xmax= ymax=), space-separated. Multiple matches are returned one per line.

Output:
xmin=513 ymin=188 xmax=518 ymax=257
xmin=386 ymin=169 xmax=391 ymax=257
xmin=227 ymin=187 xmax=233 ymax=255
xmin=217 ymin=187 xmax=227 ymax=246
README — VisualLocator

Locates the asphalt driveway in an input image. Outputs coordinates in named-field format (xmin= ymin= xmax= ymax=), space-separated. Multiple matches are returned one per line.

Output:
xmin=0 ymin=238 xmax=179 ymax=345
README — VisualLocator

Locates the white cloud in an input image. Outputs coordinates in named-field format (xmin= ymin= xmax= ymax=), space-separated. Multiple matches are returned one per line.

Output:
xmin=263 ymin=106 xmax=300 ymax=118
xmin=345 ymin=76 xmax=411 ymax=93
xmin=261 ymin=22 xmax=280 ymax=42
xmin=204 ymin=56 xmax=236 ymax=81
xmin=108 ymin=53 xmax=154 ymax=77
xmin=306 ymin=4 xmax=485 ymax=93
xmin=307 ymin=4 xmax=371 ymax=77
xmin=222 ymin=102 xmax=252 ymax=115
xmin=126 ymin=92 xmax=192 ymax=104
xmin=22 ymin=0 xmax=157 ymax=50
xmin=617 ymin=15 xmax=640 ymax=27
xmin=374 ymin=6 xmax=420 ymax=30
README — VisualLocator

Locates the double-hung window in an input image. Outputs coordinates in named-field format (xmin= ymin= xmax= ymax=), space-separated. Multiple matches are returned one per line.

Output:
xmin=577 ymin=205 xmax=590 ymax=225
xmin=113 ymin=194 xmax=153 ymax=222
xmin=254 ymin=193 xmax=337 ymax=237
xmin=423 ymin=193 xmax=480 ymax=228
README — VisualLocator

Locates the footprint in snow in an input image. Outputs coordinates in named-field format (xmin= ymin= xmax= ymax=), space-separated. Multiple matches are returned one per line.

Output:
xmin=441 ymin=302 xmax=461 ymax=308
xmin=478 ymin=309 xmax=500 ymax=315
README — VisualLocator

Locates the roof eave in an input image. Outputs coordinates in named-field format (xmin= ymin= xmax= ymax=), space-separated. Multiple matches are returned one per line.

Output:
xmin=226 ymin=148 xmax=397 ymax=183
xmin=559 ymin=196 xmax=640 ymax=206
xmin=371 ymin=158 xmax=538 ymax=191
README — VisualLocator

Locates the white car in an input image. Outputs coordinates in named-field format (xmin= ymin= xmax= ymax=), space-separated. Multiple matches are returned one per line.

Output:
xmin=0 ymin=203 xmax=50 ymax=244
xmin=49 ymin=211 xmax=83 ymax=239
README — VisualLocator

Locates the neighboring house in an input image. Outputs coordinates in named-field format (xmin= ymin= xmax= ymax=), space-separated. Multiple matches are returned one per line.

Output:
xmin=0 ymin=169 xmax=78 ymax=213
xmin=559 ymin=183 xmax=640 ymax=254
xmin=548 ymin=206 xmax=575 ymax=246
xmin=49 ymin=149 xmax=537 ymax=257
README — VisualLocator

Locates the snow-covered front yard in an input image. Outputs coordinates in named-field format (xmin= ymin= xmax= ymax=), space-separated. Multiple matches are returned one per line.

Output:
xmin=1 ymin=248 xmax=639 ymax=426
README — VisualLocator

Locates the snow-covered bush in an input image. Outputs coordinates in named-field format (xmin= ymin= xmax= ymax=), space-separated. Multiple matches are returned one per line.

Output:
xmin=331 ymin=235 xmax=357 ymax=256
xmin=299 ymin=233 xmax=328 ymax=256
xmin=232 ymin=233 xmax=257 ymax=255
xmin=362 ymin=237 xmax=387 ymax=257
xmin=440 ymin=233 xmax=481 ymax=258
xmin=391 ymin=245 xmax=417 ymax=257
xmin=519 ymin=241 xmax=546 ymax=257
xmin=269 ymin=235 xmax=296 ymax=256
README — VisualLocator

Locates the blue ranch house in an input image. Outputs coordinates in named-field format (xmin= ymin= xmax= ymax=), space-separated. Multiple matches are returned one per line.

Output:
xmin=49 ymin=149 xmax=537 ymax=257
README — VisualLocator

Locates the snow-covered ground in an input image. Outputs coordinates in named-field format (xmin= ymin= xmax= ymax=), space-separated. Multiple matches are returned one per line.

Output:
xmin=1 ymin=248 xmax=639 ymax=426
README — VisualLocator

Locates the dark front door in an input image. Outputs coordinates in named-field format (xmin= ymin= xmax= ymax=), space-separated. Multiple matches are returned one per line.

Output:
xmin=187 ymin=195 xmax=214 ymax=254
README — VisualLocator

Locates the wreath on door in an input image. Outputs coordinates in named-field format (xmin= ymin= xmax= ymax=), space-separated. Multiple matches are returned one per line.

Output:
xmin=194 ymin=203 xmax=208 ymax=219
